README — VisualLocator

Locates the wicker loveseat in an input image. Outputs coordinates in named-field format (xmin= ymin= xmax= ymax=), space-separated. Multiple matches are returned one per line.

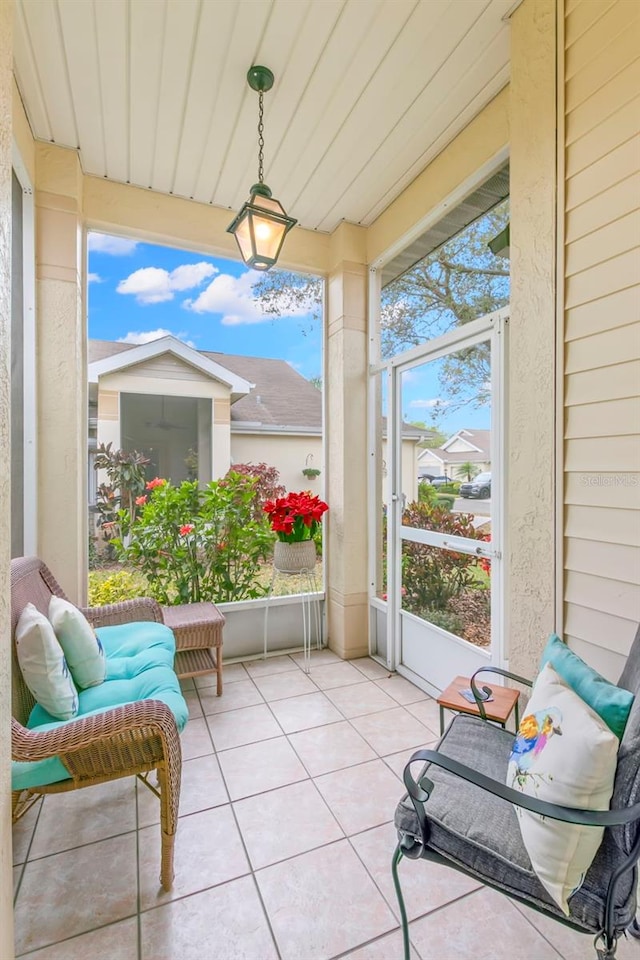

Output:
xmin=11 ymin=556 xmax=187 ymax=890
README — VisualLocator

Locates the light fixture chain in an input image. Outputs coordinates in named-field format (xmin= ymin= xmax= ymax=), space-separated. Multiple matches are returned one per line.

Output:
xmin=257 ymin=90 xmax=265 ymax=184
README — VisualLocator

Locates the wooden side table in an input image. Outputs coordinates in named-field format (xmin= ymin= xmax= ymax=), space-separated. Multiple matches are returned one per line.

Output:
xmin=436 ymin=674 xmax=520 ymax=735
xmin=162 ymin=602 xmax=225 ymax=695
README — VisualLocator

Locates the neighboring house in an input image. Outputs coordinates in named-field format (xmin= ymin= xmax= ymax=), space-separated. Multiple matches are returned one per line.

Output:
xmin=88 ymin=335 xmax=322 ymax=495
xmin=89 ymin=335 xmax=422 ymax=498
xmin=418 ymin=428 xmax=491 ymax=479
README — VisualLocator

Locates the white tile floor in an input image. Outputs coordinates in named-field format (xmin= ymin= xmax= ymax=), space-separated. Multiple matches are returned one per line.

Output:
xmin=12 ymin=651 xmax=640 ymax=959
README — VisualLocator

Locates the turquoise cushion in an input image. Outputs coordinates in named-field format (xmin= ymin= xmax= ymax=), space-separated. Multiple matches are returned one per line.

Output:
xmin=540 ymin=633 xmax=634 ymax=740
xmin=97 ymin=621 xmax=176 ymax=662
xmin=12 ymin=621 xmax=188 ymax=792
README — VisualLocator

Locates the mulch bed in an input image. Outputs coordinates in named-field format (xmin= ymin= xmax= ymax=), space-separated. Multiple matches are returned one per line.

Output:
xmin=449 ymin=588 xmax=491 ymax=647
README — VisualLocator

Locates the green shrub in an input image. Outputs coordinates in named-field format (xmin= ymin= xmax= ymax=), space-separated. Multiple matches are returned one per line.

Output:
xmin=224 ymin=462 xmax=285 ymax=521
xmin=88 ymin=570 xmax=148 ymax=606
xmin=313 ymin=524 xmax=324 ymax=558
xmin=401 ymin=501 xmax=485 ymax=612
xmin=115 ymin=473 xmax=274 ymax=605
xmin=439 ymin=482 xmax=460 ymax=494
xmin=94 ymin=442 xmax=150 ymax=542
xmin=418 ymin=481 xmax=438 ymax=506
xmin=435 ymin=494 xmax=455 ymax=511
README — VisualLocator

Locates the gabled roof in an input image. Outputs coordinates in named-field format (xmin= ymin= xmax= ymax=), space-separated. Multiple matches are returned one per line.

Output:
xmin=441 ymin=428 xmax=491 ymax=458
xmin=418 ymin=428 xmax=491 ymax=469
xmin=88 ymin=338 xmax=323 ymax=432
xmin=88 ymin=335 xmax=254 ymax=400
xmin=203 ymin=351 xmax=322 ymax=432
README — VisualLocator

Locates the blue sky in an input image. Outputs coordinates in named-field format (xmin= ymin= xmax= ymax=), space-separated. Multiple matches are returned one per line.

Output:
xmin=88 ymin=233 xmax=489 ymax=437
xmin=88 ymin=233 xmax=322 ymax=380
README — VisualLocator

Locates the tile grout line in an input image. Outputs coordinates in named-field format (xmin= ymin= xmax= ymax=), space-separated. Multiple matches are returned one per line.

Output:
xmin=15 ymin=915 xmax=141 ymax=959
xmin=510 ymin=900 xmax=569 ymax=960
xmin=16 ymin=822 xmax=141 ymax=866
xmin=184 ymin=681 xmax=283 ymax=959
xmin=13 ymin=657 xmax=437 ymax=958
xmin=135 ymin=776 xmax=142 ymax=960
xmin=12 ymin=795 xmax=45 ymax=906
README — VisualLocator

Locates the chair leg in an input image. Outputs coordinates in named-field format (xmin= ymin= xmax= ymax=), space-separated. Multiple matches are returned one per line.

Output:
xmin=216 ymin=648 xmax=223 ymax=697
xmin=594 ymin=931 xmax=618 ymax=959
xmin=157 ymin=764 xmax=175 ymax=890
xmin=392 ymin=843 xmax=411 ymax=960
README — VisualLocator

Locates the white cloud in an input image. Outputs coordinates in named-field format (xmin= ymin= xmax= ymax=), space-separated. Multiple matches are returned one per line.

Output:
xmin=185 ymin=270 xmax=312 ymax=325
xmin=117 ymin=329 xmax=196 ymax=348
xmin=184 ymin=271 xmax=264 ymax=323
xmin=410 ymin=398 xmax=452 ymax=409
xmin=117 ymin=262 xmax=217 ymax=305
xmin=87 ymin=272 xmax=103 ymax=283
xmin=88 ymin=233 xmax=139 ymax=255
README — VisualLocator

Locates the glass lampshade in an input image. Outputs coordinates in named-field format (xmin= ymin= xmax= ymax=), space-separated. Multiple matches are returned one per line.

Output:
xmin=227 ymin=187 xmax=297 ymax=271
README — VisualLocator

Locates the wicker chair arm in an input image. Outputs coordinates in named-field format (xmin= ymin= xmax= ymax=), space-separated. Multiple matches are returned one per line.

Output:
xmin=81 ymin=597 xmax=163 ymax=628
xmin=11 ymin=699 xmax=178 ymax=763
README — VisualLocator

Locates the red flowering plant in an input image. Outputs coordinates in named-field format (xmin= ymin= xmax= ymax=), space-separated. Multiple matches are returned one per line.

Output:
xmin=263 ymin=491 xmax=328 ymax=543
xmin=113 ymin=473 xmax=273 ymax=604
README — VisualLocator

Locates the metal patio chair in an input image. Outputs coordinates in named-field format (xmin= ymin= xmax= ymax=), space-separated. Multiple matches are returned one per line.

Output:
xmin=393 ymin=628 xmax=640 ymax=960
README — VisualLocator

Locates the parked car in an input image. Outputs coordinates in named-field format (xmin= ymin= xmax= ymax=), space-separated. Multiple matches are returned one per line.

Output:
xmin=417 ymin=471 xmax=435 ymax=483
xmin=430 ymin=475 xmax=451 ymax=489
xmin=459 ymin=471 xmax=491 ymax=499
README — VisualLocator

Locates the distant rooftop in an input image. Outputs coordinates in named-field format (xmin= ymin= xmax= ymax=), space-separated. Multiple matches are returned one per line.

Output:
xmin=88 ymin=339 xmax=323 ymax=433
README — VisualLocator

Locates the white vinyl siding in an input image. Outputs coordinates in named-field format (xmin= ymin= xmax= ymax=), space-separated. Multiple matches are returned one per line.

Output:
xmin=562 ymin=0 xmax=640 ymax=680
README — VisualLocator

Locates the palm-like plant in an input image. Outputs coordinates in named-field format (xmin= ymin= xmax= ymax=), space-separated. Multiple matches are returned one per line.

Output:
xmin=456 ymin=461 xmax=480 ymax=482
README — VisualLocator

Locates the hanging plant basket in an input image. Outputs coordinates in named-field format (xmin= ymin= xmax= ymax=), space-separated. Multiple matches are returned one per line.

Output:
xmin=273 ymin=539 xmax=316 ymax=573
xmin=302 ymin=467 xmax=321 ymax=479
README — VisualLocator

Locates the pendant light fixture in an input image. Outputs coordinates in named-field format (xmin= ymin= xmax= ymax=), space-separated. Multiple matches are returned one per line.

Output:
xmin=226 ymin=65 xmax=297 ymax=271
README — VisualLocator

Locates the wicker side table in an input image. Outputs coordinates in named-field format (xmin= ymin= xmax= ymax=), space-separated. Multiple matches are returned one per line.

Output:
xmin=162 ymin=602 xmax=225 ymax=695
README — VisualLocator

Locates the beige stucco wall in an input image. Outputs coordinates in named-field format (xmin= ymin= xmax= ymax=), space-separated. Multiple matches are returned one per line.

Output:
xmin=231 ymin=432 xmax=323 ymax=495
xmin=1 ymin=3 xmax=14 ymax=954
xmin=83 ymin=175 xmax=330 ymax=277
xmin=326 ymin=225 xmax=369 ymax=659
xmin=35 ymin=144 xmax=87 ymax=602
xmin=506 ymin=0 xmax=558 ymax=676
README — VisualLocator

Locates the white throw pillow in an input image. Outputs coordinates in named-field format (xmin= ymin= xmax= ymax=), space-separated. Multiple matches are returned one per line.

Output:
xmin=507 ymin=662 xmax=618 ymax=914
xmin=16 ymin=603 xmax=79 ymax=720
xmin=49 ymin=596 xmax=106 ymax=689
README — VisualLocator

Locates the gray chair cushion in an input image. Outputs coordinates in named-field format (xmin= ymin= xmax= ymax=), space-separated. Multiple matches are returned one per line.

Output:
xmin=394 ymin=714 xmax=636 ymax=936
xmin=615 ymin=625 xmax=640 ymax=855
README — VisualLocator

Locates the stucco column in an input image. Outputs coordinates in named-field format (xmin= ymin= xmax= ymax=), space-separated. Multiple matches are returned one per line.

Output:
xmin=212 ymin=398 xmax=231 ymax=479
xmin=35 ymin=144 xmax=87 ymax=602
xmin=326 ymin=223 xmax=369 ymax=659
xmin=0 ymin=4 xmax=15 ymax=954
xmin=507 ymin=0 xmax=557 ymax=675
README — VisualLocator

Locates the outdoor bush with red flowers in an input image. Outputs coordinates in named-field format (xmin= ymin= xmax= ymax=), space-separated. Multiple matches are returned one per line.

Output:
xmin=111 ymin=472 xmax=274 ymax=604
xmin=263 ymin=491 xmax=328 ymax=543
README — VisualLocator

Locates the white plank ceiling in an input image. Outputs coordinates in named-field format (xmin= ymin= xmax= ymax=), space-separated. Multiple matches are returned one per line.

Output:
xmin=13 ymin=0 xmax=513 ymax=232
